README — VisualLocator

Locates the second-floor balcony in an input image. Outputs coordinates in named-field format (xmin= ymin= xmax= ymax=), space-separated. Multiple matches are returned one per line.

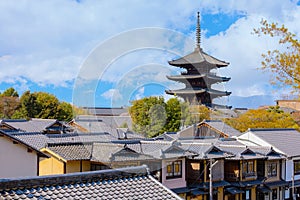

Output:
xmin=225 ymin=172 xmax=239 ymax=181
xmin=242 ymin=171 xmax=257 ymax=179
xmin=225 ymin=171 xmax=257 ymax=182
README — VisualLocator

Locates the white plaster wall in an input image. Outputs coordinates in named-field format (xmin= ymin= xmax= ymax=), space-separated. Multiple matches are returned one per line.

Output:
xmin=286 ymin=160 xmax=293 ymax=181
xmin=285 ymin=159 xmax=300 ymax=181
xmin=0 ymin=137 xmax=37 ymax=179
xmin=161 ymin=158 xmax=186 ymax=189
xmin=282 ymin=160 xmax=286 ymax=180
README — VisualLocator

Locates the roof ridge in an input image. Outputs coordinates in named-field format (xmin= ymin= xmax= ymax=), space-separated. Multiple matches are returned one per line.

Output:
xmin=0 ymin=165 xmax=149 ymax=190
xmin=141 ymin=140 xmax=172 ymax=145
xmin=218 ymin=144 xmax=246 ymax=148
xmin=248 ymin=128 xmax=296 ymax=131
xmin=182 ymin=142 xmax=213 ymax=146
xmin=47 ymin=142 xmax=93 ymax=146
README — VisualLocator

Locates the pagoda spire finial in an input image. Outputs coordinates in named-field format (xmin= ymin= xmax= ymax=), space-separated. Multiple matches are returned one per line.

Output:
xmin=196 ymin=12 xmax=201 ymax=49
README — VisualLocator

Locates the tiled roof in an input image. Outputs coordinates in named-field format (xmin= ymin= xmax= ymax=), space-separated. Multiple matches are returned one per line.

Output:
xmin=10 ymin=133 xmax=115 ymax=161
xmin=99 ymin=116 xmax=132 ymax=129
xmin=71 ymin=118 xmax=119 ymax=135
xmin=91 ymin=143 xmax=155 ymax=163
xmin=47 ymin=143 xmax=92 ymax=161
xmin=128 ymin=141 xmax=195 ymax=159
xmin=11 ymin=132 xmax=51 ymax=150
xmin=11 ymin=132 xmax=115 ymax=150
xmin=180 ymin=143 xmax=231 ymax=159
xmin=246 ymin=128 xmax=300 ymax=157
xmin=47 ymin=132 xmax=115 ymax=143
xmin=113 ymin=128 xmax=144 ymax=139
xmin=249 ymin=146 xmax=285 ymax=160
xmin=155 ymin=132 xmax=180 ymax=141
xmin=4 ymin=118 xmax=59 ymax=133
xmin=178 ymin=125 xmax=195 ymax=138
xmin=199 ymin=120 xmax=241 ymax=137
xmin=81 ymin=107 xmax=128 ymax=116
xmin=0 ymin=165 xmax=181 ymax=200
xmin=218 ymin=146 xmax=266 ymax=160
xmin=168 ymin=48 xmax=229 ymax=67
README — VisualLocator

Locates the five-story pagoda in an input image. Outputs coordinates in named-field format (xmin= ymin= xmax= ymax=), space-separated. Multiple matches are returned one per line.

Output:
xmin=165 ymin=12 xmax=231 ymax=108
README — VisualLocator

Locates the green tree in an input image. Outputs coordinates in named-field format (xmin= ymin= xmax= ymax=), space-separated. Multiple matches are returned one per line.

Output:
xmin=181 ymin=102 xmax=210 ymax=126
xmin=35 ymin=92 xmax=60 ymax=119
xmin=129 ymin=96 xmax=166 ymax=137
xmin=18 ymin=91 xmax=74 ymax=121
xmin=254 ymin=20 xmax=300 ymax=96
xmin=0 ymin=88 xmax=20 ymax=118
xmin=147 ymin=104 xmax=167 ymax=137
xmin=19 ymin=91 xmax=40 ymax=118
xmin=165 ymin=98 xmax=182 ymax=132
xmin=224 ymin=107 xmax=299 ymax=132
xmin=129 ymin=97 xmax=212 ymax=137
xmin=57 ymin=101 xmax=74 ymax=121
xmin=0 ymin=87 xmax=19 ymax=97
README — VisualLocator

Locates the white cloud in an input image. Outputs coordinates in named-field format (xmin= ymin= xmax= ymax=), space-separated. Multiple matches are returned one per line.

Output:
xmin=101 ymin=89 xmax=122 ymax=100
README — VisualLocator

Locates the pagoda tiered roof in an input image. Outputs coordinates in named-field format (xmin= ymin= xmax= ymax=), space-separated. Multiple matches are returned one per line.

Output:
xmin=166 ymin=73 xmax=230 ymax=82
xmin=168 ymin=47 xmax=229 ymax=67
xmin=165 ymin=88 xmax=231 ymax=97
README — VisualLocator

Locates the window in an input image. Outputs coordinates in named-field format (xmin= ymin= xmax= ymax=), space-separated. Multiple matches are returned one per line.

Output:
xmin=243 ymin=161 xmax=254 ymax=173
xmin=242 ymin=161 xmax=256 ymax=178
xmin=166 ymin=160 xmax=182 ymax=179
xmin=242 ymin=189 xmax=251 ymax=200
xmin=285 ymin=189 xmax=290 ymax=199
xmin=267 ymin=162 xmax=277 ymax=177
xmin=294 ymin=160 xmax=300 ymax=175
xmin=272 ymin=189 xmax=278 ymax=200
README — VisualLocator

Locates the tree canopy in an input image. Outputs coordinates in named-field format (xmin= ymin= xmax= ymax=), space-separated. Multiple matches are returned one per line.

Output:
xmin=0 ymin=88 xmax=20 ymax=119
xmin=129 ymin=97 xmax=211 ymax=137
xmin=0 ymin=88 xmax=75 ymax=121
xmin=224 ymin=106 xmax=299 ymax=132
xmin=254 ymin=20 xmax=300 ymax=96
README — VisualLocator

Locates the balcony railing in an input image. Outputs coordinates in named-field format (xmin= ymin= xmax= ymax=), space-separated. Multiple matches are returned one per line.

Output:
xmin=242 ymin=172 xmax=257 ymax=179
xmin=225 ymin=171 xmax=257 ymax=181
xmin=225 ymin=172 xmax=239 ymax=181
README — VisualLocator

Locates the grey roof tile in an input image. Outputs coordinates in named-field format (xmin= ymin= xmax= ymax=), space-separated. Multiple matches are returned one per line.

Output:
xmin=168 ymin=47 xmax=229 ymax=66
xmin=4 ymin=118 xmax=61 ymax=133
xmin=200 ymin=120 xmax=241 ymax=137
xmin=11 ymin=132 xmax=51 ymax=149
xmin=71 ymin=117 xmax=118 ymax=134
xmin=47 ymin=143 xmax=92 ymax=160
xmin=245 ymin=128 xmax=300 ymax=157
xmin=128 ymin=140 xmax=195 ymax=159
xmin=0 ymin=166 xmax=181 ymax=199
xmin=91 ymin=143 xmax=154 ymax=163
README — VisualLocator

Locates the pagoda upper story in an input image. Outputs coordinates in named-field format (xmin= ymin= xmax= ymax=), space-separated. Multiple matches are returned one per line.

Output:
xmin=165 ymin=12 xmax=231 ymax=108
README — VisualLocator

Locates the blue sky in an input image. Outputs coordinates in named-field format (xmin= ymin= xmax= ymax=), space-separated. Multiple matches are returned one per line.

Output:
xmin=0 ymin=0 xmax=299 ymax=108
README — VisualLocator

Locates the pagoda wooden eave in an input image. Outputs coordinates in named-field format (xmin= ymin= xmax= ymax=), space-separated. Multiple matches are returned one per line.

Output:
xmin=165 ymin=88 xmax=231 ymax=96
xmin=168 ymin=47 xmax=229 ymax=67
xmin=207 ymin=89 xmax=231 ymax=96
xmin=207 ymin=74 xmax=231 ymax=82
xmin=165 ymin=88 xmax=205 ymax=95
xmin=166 ymin=74 xmax=205 ymax=80
xmin=166 ymin=74 xmax=230 ymax=82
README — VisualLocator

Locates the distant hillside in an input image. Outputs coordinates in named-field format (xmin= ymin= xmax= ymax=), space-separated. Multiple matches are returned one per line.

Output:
xmin=228 ymin=95 xmax=276 ymax=109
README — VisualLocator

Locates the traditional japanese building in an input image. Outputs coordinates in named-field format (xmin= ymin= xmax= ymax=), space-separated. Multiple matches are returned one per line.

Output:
xmin=165 ymin=12 xmax=231 ymax=108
